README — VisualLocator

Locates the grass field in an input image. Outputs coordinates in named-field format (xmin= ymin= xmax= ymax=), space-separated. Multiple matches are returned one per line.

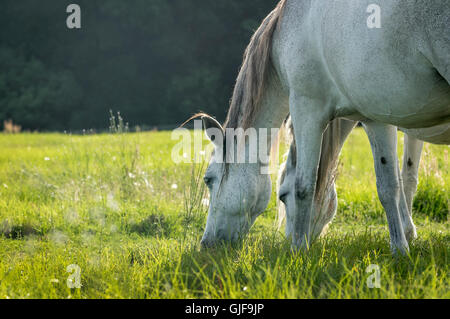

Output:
xmin=0 ymin=127 xmax=448 ymax=299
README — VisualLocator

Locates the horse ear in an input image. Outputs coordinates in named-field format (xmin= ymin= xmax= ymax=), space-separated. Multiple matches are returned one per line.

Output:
xmin=202 ymin=116 xmax=224 ymax=147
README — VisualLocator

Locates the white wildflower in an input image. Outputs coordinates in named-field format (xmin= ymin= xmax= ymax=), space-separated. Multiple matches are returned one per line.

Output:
xmin=107 ymin=194 xmax=119 ymax=211
xmin=49 ymin=231 xmax=69 ymax=246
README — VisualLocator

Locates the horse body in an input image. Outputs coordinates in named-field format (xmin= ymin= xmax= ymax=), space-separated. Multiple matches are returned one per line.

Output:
xmin=401 ymin=123 xmax=450 ymax=144
xmin=270 ymin=0 xmax=449 ymax=253
xmin=273 ymin=0 xmax=450 ymax=130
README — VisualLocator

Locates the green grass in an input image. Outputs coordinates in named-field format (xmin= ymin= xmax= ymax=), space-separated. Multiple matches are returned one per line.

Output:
xmin=0 ymin=128 xmax=448 ymax=299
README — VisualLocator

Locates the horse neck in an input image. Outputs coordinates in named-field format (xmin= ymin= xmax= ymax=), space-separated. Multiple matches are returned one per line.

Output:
xmin=251 ymin=74 xmax=289 ymax=159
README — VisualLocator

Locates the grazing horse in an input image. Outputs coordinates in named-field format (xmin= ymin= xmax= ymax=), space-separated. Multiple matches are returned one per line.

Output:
xmin=277 ymin=118 xmax=427 ymax=246
xmin=193 ymin=0 xmax=449 ymax=254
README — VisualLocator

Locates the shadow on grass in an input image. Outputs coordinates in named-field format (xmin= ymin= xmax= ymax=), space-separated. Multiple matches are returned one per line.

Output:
xmin=0 ymin=222 xmax=42 ymax=239
xmin=126 ymin=213 xmax=174 ymax=237
xmin=413 ymin=185 xmax=449 ymax=222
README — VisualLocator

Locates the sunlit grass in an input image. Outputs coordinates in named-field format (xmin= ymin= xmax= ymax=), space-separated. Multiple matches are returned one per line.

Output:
xmin=0 ymin=128 xmax=448 ymax=299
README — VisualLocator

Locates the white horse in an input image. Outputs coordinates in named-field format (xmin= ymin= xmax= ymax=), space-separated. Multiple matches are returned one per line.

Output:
xmin=277 ymin=117 xmax=426 ymax=246
xmin=193 ymin=0 xmax=449 ymax=254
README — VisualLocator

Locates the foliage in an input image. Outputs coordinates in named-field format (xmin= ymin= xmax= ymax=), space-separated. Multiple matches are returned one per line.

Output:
xmin=0 ymin=0 xmax=279 ymax=131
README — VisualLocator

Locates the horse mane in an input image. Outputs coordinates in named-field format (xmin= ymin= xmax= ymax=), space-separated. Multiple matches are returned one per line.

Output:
xmin=224 ymin=0 xmax=286 ymax=130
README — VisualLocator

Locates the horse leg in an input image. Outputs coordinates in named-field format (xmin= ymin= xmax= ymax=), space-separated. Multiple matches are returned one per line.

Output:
xmin=362 ymin=121 xmax=410 ymax=255
xmin=289 ymin=96 xmax=329 ymax=250
xmin=400 ymin=134 xmax=423 ymax=241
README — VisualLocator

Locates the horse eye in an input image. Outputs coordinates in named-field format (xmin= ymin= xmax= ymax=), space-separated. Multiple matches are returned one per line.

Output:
xmin=203 ymin=176 xmax=213 ymax=186
xmin=279 ymin=193 xmax=287 ymax=203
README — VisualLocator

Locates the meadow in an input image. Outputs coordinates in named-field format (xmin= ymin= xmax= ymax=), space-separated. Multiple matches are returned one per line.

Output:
xmin=0 ymin=124 xmax=448 ymax=299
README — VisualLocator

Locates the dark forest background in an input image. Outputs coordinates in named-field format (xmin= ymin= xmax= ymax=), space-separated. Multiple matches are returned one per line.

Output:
xmin=0 ymin=0 xmax=278 ymax=131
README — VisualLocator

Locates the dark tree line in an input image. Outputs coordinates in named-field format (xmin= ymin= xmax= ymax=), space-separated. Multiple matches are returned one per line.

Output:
xmin=0 ymin=0 xmax=279 ymax=131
